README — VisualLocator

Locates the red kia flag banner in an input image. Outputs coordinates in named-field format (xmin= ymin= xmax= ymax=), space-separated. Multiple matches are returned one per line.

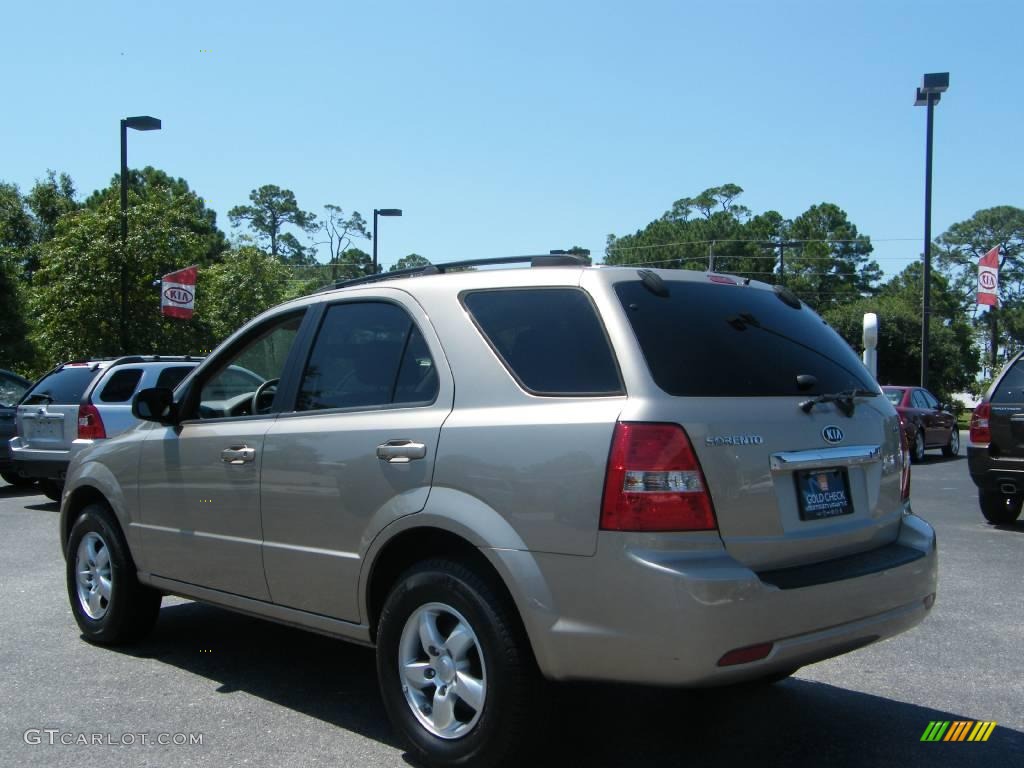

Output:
xmin=161 ymin=266 xmax=198 ymax=319
xmin=977 ymin=246 xmax=999 ymax=307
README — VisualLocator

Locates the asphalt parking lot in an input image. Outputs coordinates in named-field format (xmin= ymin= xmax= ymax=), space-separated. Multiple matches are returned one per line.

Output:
xmin=2 ymin=433 xmax=1022 ymax=768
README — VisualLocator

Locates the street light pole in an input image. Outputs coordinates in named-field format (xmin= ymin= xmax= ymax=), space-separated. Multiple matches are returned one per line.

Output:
xmin=914 ymin=73 xmax=948 ymax=390
xmin=118 ymin=115 xmax=161 ymax=353
xmin=372 ymin=208 xmax=402 ymax=273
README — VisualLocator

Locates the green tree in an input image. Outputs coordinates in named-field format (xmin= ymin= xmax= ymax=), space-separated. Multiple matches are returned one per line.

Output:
xmin=783 ymin=203 xmax=880 ymax=310
xmin=604 ymin=185 xmax=879 ymax=302
xmin=199 ymin=247 xmax=293 ymax=342
xmin=229 ymin=185 xmax=317 ymax=264
xmin=821 ymin=268 xmax=979 ymax=401
xmin=314 ymin=205 xmax=369 ymax=265
xmin=935 ymin=206 xmax=1024 ymax=369
xmin=86 ymin=167 xmax=228 ymax=264
xmin=30 ymin=194 xmax=216 ymax=364
xmin=390 ymin=253 xmax=430 ymax=271
xmin=0 ymin=252 xmax=32 ymax=368
xmin=26 ymin=170 xmax=79 ymax=243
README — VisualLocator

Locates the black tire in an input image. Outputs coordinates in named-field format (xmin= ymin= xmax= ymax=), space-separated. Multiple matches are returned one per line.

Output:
xmin=376 ymin=559 xmax=539 ymax=768
xmin=65 ymin=502 xmax=161 ymax=644
xmin=942 ymin=428 xmax=960 ymax=458
xmin=40 ymin=479 xmax=63 ymax=502
xmin=0 ymin=471 xmax=35 ymax=488
xmin=979 ymin=491 xmax=1023 ymax=526
xmin=911 ymin=430 xmax=926 ymax=463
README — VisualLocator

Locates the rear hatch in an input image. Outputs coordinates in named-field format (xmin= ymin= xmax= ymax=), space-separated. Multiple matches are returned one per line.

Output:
xmin=611 ymin=273 xmax=904 ymax=571
xmin=985 ymin=355 xmax=1024 ymax=456
xmin=17 ymin=365 xmax=103 ymax=452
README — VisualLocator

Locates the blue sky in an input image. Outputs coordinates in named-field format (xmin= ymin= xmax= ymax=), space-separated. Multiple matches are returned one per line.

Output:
xmin=3 ymin=0 xmax=1021 ymax=274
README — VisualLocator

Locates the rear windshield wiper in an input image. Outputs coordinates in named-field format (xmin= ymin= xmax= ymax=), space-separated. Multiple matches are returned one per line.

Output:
xmin=25 ymin=392 xmax=54 ymax=405
xmin=799 ymin=388 xmax=879 ymax=417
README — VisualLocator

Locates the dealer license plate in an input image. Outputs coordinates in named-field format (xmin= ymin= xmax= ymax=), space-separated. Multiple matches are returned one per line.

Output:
xmin=795 ymin=467 xmax=852 ymax=521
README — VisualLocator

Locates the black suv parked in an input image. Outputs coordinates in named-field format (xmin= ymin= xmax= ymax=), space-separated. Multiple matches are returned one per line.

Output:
xmin=968 ymin=351 xmax=1024 ymax=524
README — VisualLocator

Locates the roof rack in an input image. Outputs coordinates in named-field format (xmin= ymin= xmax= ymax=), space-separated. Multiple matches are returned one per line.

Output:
xmin=317 ymin=253 xmax=591 ymax=293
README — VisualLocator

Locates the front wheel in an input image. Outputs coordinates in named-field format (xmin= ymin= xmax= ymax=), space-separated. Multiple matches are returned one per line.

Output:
xmin=979 ymin=491 xmax=1023 ymax=525
xmin=911 ymin=430 xmax=926 ymax=463
xmin=376 ymin=559 xmax=539 ymax=768
xmin=66 ymin=503 xmax=161 ymax=643
xmin=942 ymin=428 xmax=960 ymax=458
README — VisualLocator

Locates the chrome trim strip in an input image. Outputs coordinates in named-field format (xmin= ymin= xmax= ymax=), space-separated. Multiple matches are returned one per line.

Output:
xmin=770 ymin=444 xmax=881 ymax=471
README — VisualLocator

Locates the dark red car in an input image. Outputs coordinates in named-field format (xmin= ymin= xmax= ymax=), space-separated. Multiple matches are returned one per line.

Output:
xmin=882 ymin=386 xmax=959 ymax=462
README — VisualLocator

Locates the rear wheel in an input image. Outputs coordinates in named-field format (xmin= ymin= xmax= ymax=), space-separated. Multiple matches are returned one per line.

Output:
xmin=40 ymin=479 xmax=63 ymax=502
xmin=0 ymin=471 xmax=35 ymax=488
xmin=942 ymin=428 xmax=960 ymax=458
xmin=65 ymin=503 xmax=161 ymax=643
xmin=376 ymin=559 xmax=539 ymax=768
xmin=979 ymin=491 xmax=1023 ymax=525
xmin=911 ymin=430 xmax=926 ymax=463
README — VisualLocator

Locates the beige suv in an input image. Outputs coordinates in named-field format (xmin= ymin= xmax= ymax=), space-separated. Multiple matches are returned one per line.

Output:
xmin=59 ymin=256 xmax=937 ymax=767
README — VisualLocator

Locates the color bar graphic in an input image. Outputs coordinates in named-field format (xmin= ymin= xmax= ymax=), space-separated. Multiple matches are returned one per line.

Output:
xmin=920 ymin=721 xmax=997 ymax=742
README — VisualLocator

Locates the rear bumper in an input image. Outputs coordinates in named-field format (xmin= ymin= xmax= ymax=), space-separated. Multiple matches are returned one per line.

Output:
xmin=966 ymin=444 xmax=1024 ymax=493
xmin=8 ymin=438 xmax=79 ymax=481
xmin=498 ymin=514 xmax=937 ymax=686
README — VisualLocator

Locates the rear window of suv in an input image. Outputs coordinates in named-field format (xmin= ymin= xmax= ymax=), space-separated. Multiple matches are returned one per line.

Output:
xmin=615 ymin=279 xmax=876 ymax=397
xmin=991 ymin=358 xmax=1024 ymax=403
xmin=23 ymin=366 xmax=101 ymax=405
xmin=462 ymin=288 xmax=623 ymax=396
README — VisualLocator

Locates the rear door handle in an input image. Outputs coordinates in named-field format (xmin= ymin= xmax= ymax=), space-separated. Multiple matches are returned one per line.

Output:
xmin=221 ymin=445 xmax=256 ymax=464
xmin=376 ymin=440 xmax=427 ymax=463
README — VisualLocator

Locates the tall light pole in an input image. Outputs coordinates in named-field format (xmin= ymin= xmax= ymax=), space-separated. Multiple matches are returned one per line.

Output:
xmin=372 ymin=208 xmax=402 ymax=273
xmin=119 ymin=115 xmax=161 ymax=352
xmin=914 ymin=73 xmax=948 ymax=389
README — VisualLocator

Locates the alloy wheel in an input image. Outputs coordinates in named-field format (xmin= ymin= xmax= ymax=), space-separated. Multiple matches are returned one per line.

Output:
xmin=398 ymin=602 xmax=487 ymax=739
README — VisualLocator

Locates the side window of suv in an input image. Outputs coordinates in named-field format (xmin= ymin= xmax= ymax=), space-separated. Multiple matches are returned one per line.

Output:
xmin=462 ymin=288 xmax=622 ymax=396
xmin=98 ymin=369 xmax=143 ymax=402
xmin=296 ymin=301 xmax=438 ymax=412
xmin=198 ymin=313 xmax=304 ymax=418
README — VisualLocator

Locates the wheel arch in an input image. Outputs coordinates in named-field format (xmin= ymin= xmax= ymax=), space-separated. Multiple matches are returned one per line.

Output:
xmin=360 ymin=494 xmax=561 ymax=678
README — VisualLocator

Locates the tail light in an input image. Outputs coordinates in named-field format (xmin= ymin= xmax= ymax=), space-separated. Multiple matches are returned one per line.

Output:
xmin=970 ymin=403 xmax=991 ymax=445
xmin=77 ymin=403 xmax=107 ymax=440
xmin=899 ymin=421 xmax=911 ymax=502
xmin=601 ymin=422 xmax=717 ymax=531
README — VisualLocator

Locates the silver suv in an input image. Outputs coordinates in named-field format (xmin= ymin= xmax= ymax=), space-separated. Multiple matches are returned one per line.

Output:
xmin=59 ymin=257 xmax=937 ymax=767
xmin=11 ymin=357 xmax=200 ymax=500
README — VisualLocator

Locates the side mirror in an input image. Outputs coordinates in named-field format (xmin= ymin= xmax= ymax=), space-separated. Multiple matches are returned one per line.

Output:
xmin=132 ymin=387 xmax=178 ymax=424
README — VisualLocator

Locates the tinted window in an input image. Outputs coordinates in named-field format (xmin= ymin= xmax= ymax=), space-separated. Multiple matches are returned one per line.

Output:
xmin=462 ymin=289 xmax=622 ymax=395
xmin=24 ymin=366 xmax=100 ymax=405
xmin=0 ymin=374 xmax=28 ymax=408
xmin=298 ymin=302 xmax=436 ymax=411
xmin=98 ymin=369 xmax=143 ymax=402
xmin=991 ymin=359 xmax=1024 ymax=404
xmin=615 ymin=280 xmax=876 ymax=397
xmin=912 ymin=390 xmax=929 ymax=409
xmin=155 ymin=365 xmax=195 ymax=390
xmin=921 ymin=390 xmax=939 ymax=409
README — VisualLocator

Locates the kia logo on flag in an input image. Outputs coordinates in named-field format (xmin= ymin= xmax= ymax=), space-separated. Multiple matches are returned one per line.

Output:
xmin=163 ymin=287 xmax=194 ymax=304
xmin=977 ymin=246 xmax=999 ymax=307
xmin=160 ymin=265 xmax=198 ymax=320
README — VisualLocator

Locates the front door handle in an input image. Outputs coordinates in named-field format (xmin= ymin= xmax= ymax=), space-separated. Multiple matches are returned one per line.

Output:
xmin=221 ymin=445 xmax=255 ymax=464
xmin=376 ymin=440 xmax=427 ymax=464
